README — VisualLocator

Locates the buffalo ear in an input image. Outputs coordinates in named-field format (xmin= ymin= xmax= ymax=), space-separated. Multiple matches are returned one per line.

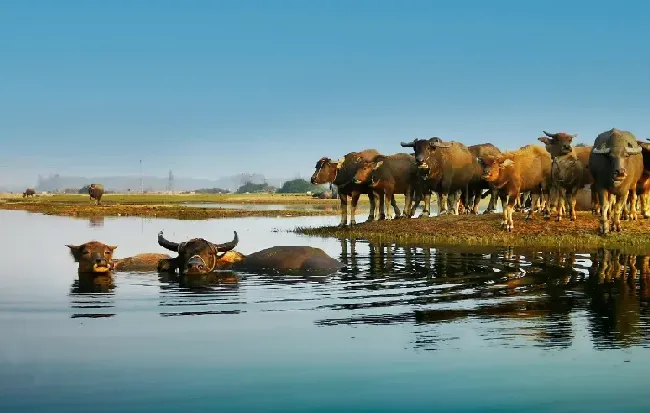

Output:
xmin=67 ymin=244 xmax=84 ymax=261
xmin=107 ymin=245 xmax=117 ymax=252
xmin=538 ymin=137 xmax=551 ymax=145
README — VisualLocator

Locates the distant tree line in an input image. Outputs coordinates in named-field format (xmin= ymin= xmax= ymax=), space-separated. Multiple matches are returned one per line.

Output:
xmin=194 ymin=187 xmax=231 ymax=194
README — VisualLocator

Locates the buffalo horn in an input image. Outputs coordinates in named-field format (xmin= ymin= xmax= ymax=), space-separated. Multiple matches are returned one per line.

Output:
xmin=400 ymin=140 xmax=416 ymax=147
xmin=158 ymin=231 xmax=180 ymax=252
xmin=433 ymin=141 xmax=452 ymax=148
xmin=625 ymin=146 xmax=642 ymax=154
xmin=213 ymin=231 xmax=239 ymax=252
xmin=543 ymin=131 xmax=557 ymax=139
xmin=592 ymin=146 xmax=611 ymax=154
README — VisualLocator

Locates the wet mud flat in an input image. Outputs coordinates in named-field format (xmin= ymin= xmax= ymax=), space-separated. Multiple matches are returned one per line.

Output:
xmin=296 ymin=211 xmax=650 ymax=251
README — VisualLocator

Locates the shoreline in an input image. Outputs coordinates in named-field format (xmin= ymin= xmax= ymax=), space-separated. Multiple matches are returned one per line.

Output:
xmin=0 ymin=202 xmax=347 ymax=219
xmin=294 ymin=212 xmax=650 ymax=253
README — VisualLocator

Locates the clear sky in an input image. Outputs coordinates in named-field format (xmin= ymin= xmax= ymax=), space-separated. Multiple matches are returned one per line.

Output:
xmin=1 ymin=0 xmax=649 ymax=186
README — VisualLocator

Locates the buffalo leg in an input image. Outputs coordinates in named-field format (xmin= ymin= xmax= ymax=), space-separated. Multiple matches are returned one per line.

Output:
xmin=338 ymin=194 xmax=348 ymax=227
xmin=349 ymin=192 xmax=361 ymax=225
xmin=597 ymin=189 xmax=611 ymax=235
xmin=390 ymin=194 xmax=401 ymax=218
xmin=403 ymin=185 xmax=413 ymax=219
xmin=611 ymin=190 xmax=631 ymax=232
xmin=367 ymin=191 xmax=379 ymax=222
xmin=628 ymin=189 xmax=638 ymax=221
xmin=525 ymin=192 xmax=541 ymax=220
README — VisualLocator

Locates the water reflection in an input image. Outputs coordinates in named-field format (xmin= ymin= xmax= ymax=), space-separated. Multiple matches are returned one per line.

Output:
xmin=324 ymin=240 xmax=650 ymax=350
xmin=68 ymin=274 xmax=116 ymax=318
xmin=88 ymin=215 xmax=105 ymax=227
xmin=157 ymin=271 xmax=244 ymax=317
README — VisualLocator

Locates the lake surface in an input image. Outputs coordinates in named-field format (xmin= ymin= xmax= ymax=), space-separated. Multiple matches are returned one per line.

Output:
xmin=1 ymin=210 xmax=649 ymax=412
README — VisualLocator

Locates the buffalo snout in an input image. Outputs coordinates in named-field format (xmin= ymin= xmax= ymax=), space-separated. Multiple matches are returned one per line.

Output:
xmin=185 ymin=255 xmax=207 ymax=274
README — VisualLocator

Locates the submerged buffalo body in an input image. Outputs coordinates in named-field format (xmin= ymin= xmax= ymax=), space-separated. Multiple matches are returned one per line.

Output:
xmin=88 ymin=183 xmax=104 ymax=205
xmin=157 ymin=231 xmax=345 ymax=275
xmin=588 ymin=128 xmax=644 ymax=234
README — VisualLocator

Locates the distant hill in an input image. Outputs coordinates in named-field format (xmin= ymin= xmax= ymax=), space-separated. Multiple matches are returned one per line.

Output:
xmin=34 ymin=173 xmax=290 ymax=193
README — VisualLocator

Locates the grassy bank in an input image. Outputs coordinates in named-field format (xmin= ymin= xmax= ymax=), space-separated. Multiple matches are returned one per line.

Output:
xmin=0 ymin=193 xmax=352 ymax=205
xmin=295 ymin=212 xmax=650 ymax=251
xmin=0 ymin=202 xmax=345 ymax=219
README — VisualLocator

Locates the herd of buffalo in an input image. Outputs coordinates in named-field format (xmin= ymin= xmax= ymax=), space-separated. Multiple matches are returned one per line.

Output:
xmin=311 ymin=128 xmax=650 ymax=235
xmin=62 ymin=127 xmax=649 ymax=278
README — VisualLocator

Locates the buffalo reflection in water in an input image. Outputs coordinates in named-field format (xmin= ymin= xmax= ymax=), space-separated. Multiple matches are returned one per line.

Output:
xmin=69 ymin=274 xmax=116 ymax=319
xmin=324 ymin=240 xmax=650 ymax=350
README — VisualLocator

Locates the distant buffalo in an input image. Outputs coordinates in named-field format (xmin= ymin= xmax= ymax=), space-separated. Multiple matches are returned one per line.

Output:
xmin=88 ymin=184 xmax=104 ymax=205
xmin=22 ymin=188 xmax=36 ymax=198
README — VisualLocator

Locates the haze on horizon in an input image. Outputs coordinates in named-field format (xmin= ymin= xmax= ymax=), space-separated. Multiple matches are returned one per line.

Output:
xmin=2 ymin=0 xmax=649 ymax=189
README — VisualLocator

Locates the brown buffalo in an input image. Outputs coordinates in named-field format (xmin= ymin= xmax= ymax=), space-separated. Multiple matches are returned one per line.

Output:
xmin=67 ymin=241 xmax=170 ymax=274
xmin=588 ymin=128 xmax=644 ymax=234
xmin=88 ymin=183 xmax=104 ymax=205
xmin=311 ymin=150 xmax=398 ymax=226
xmin=400 ymin=138 xmax=476 ymax=216
xmin=465 ymin=143 xmax=502 ymax=214
xmin=633 ymin=140 xmax=650 ymax=219
xmin=538 ymin=131 xmax=593 ymax=221
xmin=22 ymin=188 xmax=36 ymax=198
xmin=157 ymin=231 xmax=344 ymax=275
xmin=352 ymin=153 xmax=420 ymax=219
xmin=477 ymin=144 xmax=552 ymax=231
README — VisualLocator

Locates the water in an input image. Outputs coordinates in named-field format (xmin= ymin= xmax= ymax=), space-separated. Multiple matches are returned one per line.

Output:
xmin=182 ymin=202 xmax=338 ymax=211
xmin=1 ymin=210 xmax=649 ymax=412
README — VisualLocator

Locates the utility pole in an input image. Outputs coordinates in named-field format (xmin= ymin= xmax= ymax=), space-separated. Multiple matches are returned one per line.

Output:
xmin=139 ymin=159 xmax=143 ymax=194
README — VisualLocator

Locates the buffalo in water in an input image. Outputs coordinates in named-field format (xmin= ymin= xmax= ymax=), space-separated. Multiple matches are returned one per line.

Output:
xmin=88 ymin=183 xmax=104 ymax=205
xmin=589 ymin=128 xmax=644 ymax=234
xmin=67 ymin=241 xmax=170 ymax=274
xmin=157 ymin=231 xmax=344 ymax=276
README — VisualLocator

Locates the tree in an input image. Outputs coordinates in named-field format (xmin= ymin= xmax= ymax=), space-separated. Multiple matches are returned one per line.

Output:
xmin=277 ymin=178 xmax=320 ymax=194
xmin=78 ymin=185 xmax=90 ymax=194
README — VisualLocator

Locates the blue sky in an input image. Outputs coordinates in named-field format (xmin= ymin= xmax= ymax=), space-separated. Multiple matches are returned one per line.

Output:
xmin=1 ymin=0 xmax=649 ymax=186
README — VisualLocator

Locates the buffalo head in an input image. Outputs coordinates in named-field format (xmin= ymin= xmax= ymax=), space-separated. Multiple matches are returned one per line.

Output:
xmin=157 ymin=231 xmax=241 ymax=275
xmin=67 ymin=241 xmax=117 ymax=274
xmin=352 ymin=160 xmax=378 ymax=185
xmin=538 ymin=131 xmax=578 ymax=157
xmin=401 ymin=137 xmax=449 ymax=167
xmin=477 ymin=155 xmax=513 ymax=183
xmin=592 ymin=132 xmax=643 ymax=186
xmin=310 ymin=157 xmax=337 ymax=185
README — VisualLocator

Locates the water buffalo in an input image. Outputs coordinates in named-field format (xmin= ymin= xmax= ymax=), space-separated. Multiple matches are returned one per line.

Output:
xmin=538 ymin=131 xmax=593 ymax=221
xmin=633 ymin=139 xmax=650 ymax=218
xmin=466 ymin=143 xmax=502 ymax=214
xmin=400 ymin=138 xmax=477 ymax=216
xmin=352 ymin=153 xmax=420 ymax=219
xmin=477 ymin=144 xmax=552 ymax=231
xmin=22 ymin=188 xmax=36 ymax=198
xmin=156 ymin=231 xmax=344 ymax=275
xmin=588 ymin=128 xmax=644 ymax=234
xmin=67 ymin=241 xmax=170 ymax=274
xmin=88 ymin=183 xmax=104 ymax=205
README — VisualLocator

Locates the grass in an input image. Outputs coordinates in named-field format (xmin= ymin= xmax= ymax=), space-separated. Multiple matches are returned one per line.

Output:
xmin=294 ymin=211 xmax=650 ymax=252
xmin=0 ymin=192 xmax=351 ymax=205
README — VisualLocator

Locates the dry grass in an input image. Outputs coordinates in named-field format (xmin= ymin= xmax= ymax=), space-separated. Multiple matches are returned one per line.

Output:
xmin=0 ymin=202 xmax=342 ymax=219
xmin=0 ymin=192 xmax=350 ymax=205
xmin=295 ymin=211 xmax=650 ymax=251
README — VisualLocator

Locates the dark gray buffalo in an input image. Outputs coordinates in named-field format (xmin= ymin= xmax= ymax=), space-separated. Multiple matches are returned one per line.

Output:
xmin=88 ymin=183 xmax=104 ymax=205
xmin=400 ymin=137 xmax=477 ymax=216
xmin=588 ymin=128 xmax=644 ymax=234
xmin=156 ymin=231 xmax=344 ymax=276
